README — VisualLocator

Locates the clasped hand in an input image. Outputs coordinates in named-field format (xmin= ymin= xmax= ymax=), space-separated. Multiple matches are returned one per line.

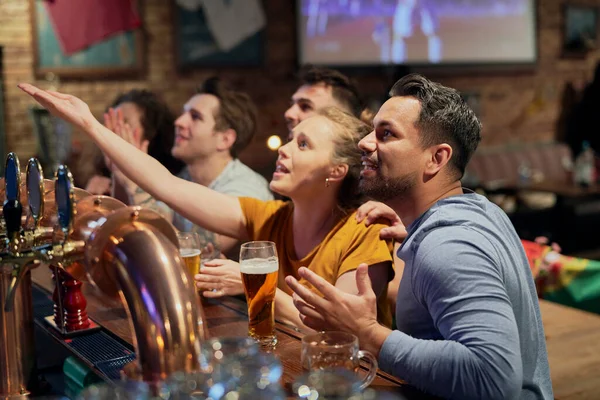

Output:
xmin=194 ymin=258 xmax=245 ymax=298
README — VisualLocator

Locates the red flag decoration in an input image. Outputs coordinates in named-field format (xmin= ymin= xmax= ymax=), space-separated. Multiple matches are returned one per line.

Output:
xmin=44 ymin=0 xmax=141 ymax=56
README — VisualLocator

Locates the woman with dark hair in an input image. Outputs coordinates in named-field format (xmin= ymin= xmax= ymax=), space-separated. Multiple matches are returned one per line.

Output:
xmin=108 ymin=90 xmax=184 ymax=176
xmin=85 ymin=89 xmax=185 ymax=195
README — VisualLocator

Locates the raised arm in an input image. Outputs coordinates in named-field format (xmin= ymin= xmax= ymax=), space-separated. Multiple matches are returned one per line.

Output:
xmin=19 ymin=84 xmax=248 ymax=240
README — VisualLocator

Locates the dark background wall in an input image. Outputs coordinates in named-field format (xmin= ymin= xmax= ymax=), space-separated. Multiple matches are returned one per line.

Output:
xmin=0 ymin=0 xmax=598 ymax=177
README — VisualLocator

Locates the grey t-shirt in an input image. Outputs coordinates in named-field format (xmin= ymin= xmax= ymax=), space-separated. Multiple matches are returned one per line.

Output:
xmin=172 ymin=159 xmax=273 ymax=255
xmin=379 ymin=192 xmax=553 ymax=400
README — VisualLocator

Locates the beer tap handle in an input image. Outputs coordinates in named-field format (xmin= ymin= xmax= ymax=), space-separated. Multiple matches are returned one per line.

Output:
xmin=1 ymin=152 xmax=28 ymax=312
xmin=3 ymin=152 xmax=22 ymax=244
xmin=54 ymin=165 xmax=75 ymax=243
xmin=3 ymin=199 xmax=22 ymax=243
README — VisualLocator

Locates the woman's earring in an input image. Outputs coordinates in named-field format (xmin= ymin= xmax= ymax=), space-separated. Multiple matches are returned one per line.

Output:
xmin=326 ymin=178 xmax=330 ymax=187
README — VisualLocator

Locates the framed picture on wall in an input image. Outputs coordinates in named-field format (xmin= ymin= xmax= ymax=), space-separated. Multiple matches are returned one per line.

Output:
xmin=563 ymin=4 xmax=599 ymax=57
xmin=172 ymin=1 xmax=265 ymax=71
xmin=29 ymin=0 xmax=145 ymax=79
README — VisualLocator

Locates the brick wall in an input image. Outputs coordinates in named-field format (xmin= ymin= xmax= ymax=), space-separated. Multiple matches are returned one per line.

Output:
xmin=0 ymin=0 xmax=598 ymax=178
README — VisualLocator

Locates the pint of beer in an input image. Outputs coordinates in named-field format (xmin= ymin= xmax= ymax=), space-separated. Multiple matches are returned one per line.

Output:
xmin=240 ymin=241 xmax=279 ymax=349
xmin=176 ymin=232 xmax=201 ymax=277
xmin=181 ymin=248 xmax=201 ymax=277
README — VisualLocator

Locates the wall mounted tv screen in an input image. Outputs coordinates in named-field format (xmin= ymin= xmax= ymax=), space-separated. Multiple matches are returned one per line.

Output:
xmin=298 ymin=0 xmax=537 ymax=66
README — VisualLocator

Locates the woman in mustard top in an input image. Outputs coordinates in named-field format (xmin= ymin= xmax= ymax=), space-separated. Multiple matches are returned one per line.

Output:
xmin=18 ymin=84 xmax=394 ymax=331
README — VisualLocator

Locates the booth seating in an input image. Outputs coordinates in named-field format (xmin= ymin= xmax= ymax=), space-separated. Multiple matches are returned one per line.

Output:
xmin=465 ymin=142 xmax=600 ymax=254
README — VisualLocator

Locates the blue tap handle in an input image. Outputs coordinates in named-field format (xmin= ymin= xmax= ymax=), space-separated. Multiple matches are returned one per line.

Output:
xmin=3 ymin=199 xmax=22 ymax=240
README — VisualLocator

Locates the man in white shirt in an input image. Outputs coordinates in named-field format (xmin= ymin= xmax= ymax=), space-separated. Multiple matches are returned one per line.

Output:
xmin=110 ymin=77 xmax=272 ymax=258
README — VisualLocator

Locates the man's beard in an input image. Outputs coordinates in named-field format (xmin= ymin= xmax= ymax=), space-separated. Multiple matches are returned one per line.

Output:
xmin=359 ymin=169 xmax=417 ymax=201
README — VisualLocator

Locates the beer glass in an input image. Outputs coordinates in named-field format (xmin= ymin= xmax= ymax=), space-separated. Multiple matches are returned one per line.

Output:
xmin=77 ymin=381 xmax=151 ymax=399
xmin=293 ymin=369 xmax=407 ymax=399
xmin=199 ymin=336 xmax=260 ymax=371
xmin=177 ymin=231 xmax=201 ymax=278
xmin=239 ymin=241 xmax=279 ymax=349
xmin=165 ymin=338 xmax=259 ymax=400
xmin=169 ymin=351 xmax=285 ymax=400
xmin=301 ymin=331 xmax=378 ymax=390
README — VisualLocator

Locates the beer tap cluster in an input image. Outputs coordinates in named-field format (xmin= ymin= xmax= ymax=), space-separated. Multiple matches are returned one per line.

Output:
xmin=0 ymin=152 xmax=208 ymax=399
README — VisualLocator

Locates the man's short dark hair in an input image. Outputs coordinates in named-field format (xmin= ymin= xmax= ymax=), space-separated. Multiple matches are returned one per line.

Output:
xmin=197 ymin=77 xmax=258 ymax=158
xmin=389 ymin=74 xmax=482 ymax=179
xmin=299 ymin=67 xmax=363 ymax=118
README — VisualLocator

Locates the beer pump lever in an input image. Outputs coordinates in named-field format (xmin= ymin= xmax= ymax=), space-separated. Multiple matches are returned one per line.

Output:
xmin=0 ymin=151 xmax=208 ymax=396
xmin=3 ymin=152 xmax=23 ymax=252
xmin=2 ymin=153 xmax=40 ymax=313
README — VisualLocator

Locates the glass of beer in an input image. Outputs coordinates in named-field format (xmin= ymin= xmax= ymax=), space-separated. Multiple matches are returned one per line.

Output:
xmin=177 ymin=231 xmax=201 ymax=278
xmin=239 ymin=241 xmax=279 ymax=349
xmin=301 ymin=331 xmax=378 ymax=390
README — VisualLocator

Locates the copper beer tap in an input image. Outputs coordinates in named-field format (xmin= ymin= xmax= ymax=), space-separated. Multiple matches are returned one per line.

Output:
xmin=0 ymin=153 xmax=208 ymax=398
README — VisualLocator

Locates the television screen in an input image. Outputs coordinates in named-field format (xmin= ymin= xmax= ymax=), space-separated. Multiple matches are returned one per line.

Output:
xmin=298 ymin=0 xmax=537 ymax=66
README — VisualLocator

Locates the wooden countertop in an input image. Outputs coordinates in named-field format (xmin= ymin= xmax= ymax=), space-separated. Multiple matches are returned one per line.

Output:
xmin=32 ymin=267 xmax=600 ymax=399
xmin=31 ymin=267 xmax=423 ymax=398
xmin=539 ymin=300 xmax=600 ymax=399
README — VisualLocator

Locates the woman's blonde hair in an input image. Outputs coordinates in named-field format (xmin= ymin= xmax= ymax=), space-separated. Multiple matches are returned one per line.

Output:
xmin=317 ymin=107 xmax=372 ymax=211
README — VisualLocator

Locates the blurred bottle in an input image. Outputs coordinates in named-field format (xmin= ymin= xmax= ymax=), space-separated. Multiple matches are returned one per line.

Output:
xmin=518 ymin=161 xmax=532 ymax=186
xmin=574 ymin=141 xmax=596 ymax=187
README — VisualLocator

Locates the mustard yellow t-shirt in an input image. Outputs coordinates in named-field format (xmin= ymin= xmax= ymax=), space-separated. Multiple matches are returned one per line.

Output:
xmin=239 ymin=197 xmax=394 ymax=326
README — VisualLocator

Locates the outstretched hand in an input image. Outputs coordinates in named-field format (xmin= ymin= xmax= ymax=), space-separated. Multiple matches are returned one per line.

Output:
xmin=18 ymin=84 xmax=97 ymax=132
xmin=286 ymin=264 xmax=392 ymax=356
xmin=286 ymin=264 xmax=378 ymax=332
xmin=356 ymin=201 xmax=407 ymax=241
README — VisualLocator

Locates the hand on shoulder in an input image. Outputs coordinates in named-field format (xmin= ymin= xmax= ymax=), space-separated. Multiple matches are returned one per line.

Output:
xmin=356 ymin=200 xmax=407 ymax=242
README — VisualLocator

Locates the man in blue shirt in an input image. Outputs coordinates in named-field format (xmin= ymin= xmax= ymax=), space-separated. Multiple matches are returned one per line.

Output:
xmin=287 ymin=74 xmax=553 ymax=399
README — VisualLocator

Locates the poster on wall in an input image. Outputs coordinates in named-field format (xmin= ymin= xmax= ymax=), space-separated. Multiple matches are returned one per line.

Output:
xmin=173 ymin=0 xmax=266 ymax=71
xmin=563 ymin=4 xmax=599 ymax=57
xmin=29 ymin=0 xmax=145 ymax=79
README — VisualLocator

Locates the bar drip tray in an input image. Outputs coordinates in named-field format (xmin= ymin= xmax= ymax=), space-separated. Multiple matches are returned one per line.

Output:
xmin=32 ymin=285 xmax=136 ymax=383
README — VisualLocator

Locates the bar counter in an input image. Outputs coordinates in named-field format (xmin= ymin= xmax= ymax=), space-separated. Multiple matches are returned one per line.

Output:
xmin=30 ymin=267 xmax=432 ymax=399
xmin=30 ymin=266 xmax=600 ymax=399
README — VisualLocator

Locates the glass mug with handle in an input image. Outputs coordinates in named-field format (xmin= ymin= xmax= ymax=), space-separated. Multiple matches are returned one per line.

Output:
xmin=239 ymin=241 xmax=279 ymax=349
xmin=301 ymin=331 xmax=378 ymax=390
xmin=177 ymin=231 xmax=202 ymax=278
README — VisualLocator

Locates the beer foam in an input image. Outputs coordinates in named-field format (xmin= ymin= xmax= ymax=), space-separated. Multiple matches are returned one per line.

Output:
xmin=240 ymin=258 xmax=279 ymax=274
xmin=180 ymin=248 xmax=201 ymax=257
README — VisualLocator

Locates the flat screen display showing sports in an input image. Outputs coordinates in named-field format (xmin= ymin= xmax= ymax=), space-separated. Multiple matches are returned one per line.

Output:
xmin=298 ymin=0 xmax=537 ymax=66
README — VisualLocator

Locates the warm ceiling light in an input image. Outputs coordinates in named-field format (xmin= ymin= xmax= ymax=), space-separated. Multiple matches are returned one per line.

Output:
xmin=267 ymin=135 xmax=282 ymax=151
